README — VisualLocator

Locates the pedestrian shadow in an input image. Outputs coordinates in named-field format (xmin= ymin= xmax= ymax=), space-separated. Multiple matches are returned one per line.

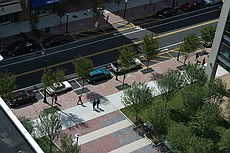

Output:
xmin=59 ymin=111 xmax=86 ymax=128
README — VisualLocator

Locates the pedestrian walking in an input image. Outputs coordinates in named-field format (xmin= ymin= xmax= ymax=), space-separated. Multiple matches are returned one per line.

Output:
xmin=77 ymin=95 xmax=83 ymax=105
xmin=196 ymin=52 xmax=199 ymax=60
xmin=93 ymin=99 xmax=96 ymax=111
xmin=51 ymin=95 xmax=55 ymax=104
xmin=54 ymin=94 xmax=58 ymax=103
xmin=202 ymin=57 xmax=205 ymax=66
xmin=106 ymin=15 xmax=109 ymax=23
xmin=96 ymin=98 xmax=100 ymax=109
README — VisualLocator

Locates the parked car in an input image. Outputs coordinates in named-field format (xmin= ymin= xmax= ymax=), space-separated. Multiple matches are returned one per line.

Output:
xmin=203 ymin=0 xmax=221 ymax=6
xmin=46 ymin=81 xmax=72 ymax=95
xmin=156 ymin=7 xmax=177 ymax=18
xmin=87 ymin=68 xmax=111 ymax=83
xmin=5 ymin=39 xmax=42 ymax=57
xmin=111 ymin=58 xmax=142 ymax=73
xmin=42 ymin=35 xmax=67 ymax=48
xmin=180 ymin=1 xmax=202 ymax=12
xmin=7 ymin=90 xmax=37 ymax=108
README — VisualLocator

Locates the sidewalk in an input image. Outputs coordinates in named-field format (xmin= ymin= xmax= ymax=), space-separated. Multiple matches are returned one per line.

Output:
xmin=10 ymin=47 xmax=230 ymax=152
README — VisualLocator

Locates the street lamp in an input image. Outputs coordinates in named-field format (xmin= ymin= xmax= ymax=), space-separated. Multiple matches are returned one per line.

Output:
xmin=65 ymin=13 xmax=69 ymax=33
xmin=41 ymin=49 xmax=48 ymax=103
xmin=123 ymin=0 xmax=128 ymax=19
xmin=75 ymin=133 xmax=81 ymax=146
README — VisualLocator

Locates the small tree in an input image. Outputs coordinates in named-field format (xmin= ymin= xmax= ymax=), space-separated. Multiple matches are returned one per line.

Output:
xmin=180 ymin=33 xmax=200 ymax=64
xmin=122 ymin=82 xmax=153 ymax=120
xmin=181 ymin=85 xmax=206 ymax=121
xmin=167 ymin=124 xmax=193 ymax=153
xmin=187 ymin=137 xmax=214 ymax=153
xmin=0 ymin=71 xmax=16 ymax=100
xmin=200 ymin=25 xmax=216 ymax=48
xmin=73 ymin=56 xmax=93 ymax=93
xmin=60 ymin=133 xmax=80 ymax=153
xmin=207 ymin=78 xmax=226 ymax=103
xmin=219 ymin=129 xmax=230 ymax=152
xmin=140 ymin=34 xmax=159 ymax=72
xmin=157 ymin=69 xmax=183 ymax=109
xmin=146 ymin=105 xmax=169 ymax=138
xmin=37 ymin=108 xmax=62 ymax=153
xmin=185 ymin=63 xmax=207 ymax=85
xmin=118 ymin=45 xmax=137 ymax=87
xmin=189 ymin=103 xmax=221 ymax=138
xmin=56 ymin=0 xmax=68 ymax=24
xmin=29 ymin=14 xmax=40 ymax=38
xmin=114 ymin=0 xmax=122 ymax=13
xmin=41 ymin=68 xmax=65 ymax=103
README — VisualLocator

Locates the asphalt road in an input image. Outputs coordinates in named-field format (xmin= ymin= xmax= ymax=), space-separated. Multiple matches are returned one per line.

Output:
xmin=0 ymin=5 xmax=220 ymax=89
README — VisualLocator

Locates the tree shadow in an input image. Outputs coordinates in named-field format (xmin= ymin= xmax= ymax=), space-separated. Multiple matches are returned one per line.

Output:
xmin=169 ymin=108 xmax=188 ymax=123
xmin=150 ymin=72 xmax=162 ymax=81
xmin=59 ymin=111 xmax=86 ymax=129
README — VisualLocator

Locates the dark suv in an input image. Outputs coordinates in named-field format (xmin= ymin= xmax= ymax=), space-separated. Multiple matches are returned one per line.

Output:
xmin=5 ymin=39 xmax=41 ymax=57
xmin=87 ymin=68 xmax=111 ymax=84
xmin=42 ymin=35 xmax=67 ymax=48
xmin=156 ymin=7 xmax=177 ymax=18
xmin=7 ymin=90 xmax=37 ymax=108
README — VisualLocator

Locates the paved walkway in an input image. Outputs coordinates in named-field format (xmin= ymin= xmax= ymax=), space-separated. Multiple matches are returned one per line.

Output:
xmin=10 ymin=47 xmax=230 ymax=152
xmin=2 ymin=0 xmax=229 ymax=152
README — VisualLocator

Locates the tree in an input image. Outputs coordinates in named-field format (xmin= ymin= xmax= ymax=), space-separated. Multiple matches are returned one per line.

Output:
xmin=140 ymin=34 xmax=159 ymax=72
xmin=146 ymin=105 xmax=169 ymax=138
xmin=0 ymin=71 xmax=16 ymax=100
xmin=157 ymin=69 xmax=184 ymax=109
xmin=60 ymin=133 xmax=80 ymax=153
xmin=41 ymin=68 xmax=65 ymax=103
xmin=219 ymin=129 xmax=230 ymax=153
xmin=184 ymin=63 xmax=207 ymax=85
xmin=73 ymin=56 xmax=93 ymax=93
xmin=114 ymin=0 xmax=122 ymax=13
xmin=122 ymin=82 xmax=153 ymax=120
xmin=29 ymin=13 xmax=40 ymax=38
xmin=187 ymin=137 xmax=214 ymax=153
xmin=37 ymin=108 xmax=62 ymax=153
xmin=181 ymin=85 xmax=206 ymax=121
xmin=200 ymin=25 xmax=216 ymax=48
xmin=167 ymin=124 xmax=193 ymax=153
xmin=180 ymin=33 xmax=200 ymax=64
xmin=189 ymin=103 xmax=221 ymax=138
xmin=206 ymin=78 xmax=226 ymax=103
xmin=118 ymin=45 xmax=137 ymax=87
xmin=92 ymin=0 xmax=105 ymax=23
xmin=56 ymin=0 xmax=68 ymax=24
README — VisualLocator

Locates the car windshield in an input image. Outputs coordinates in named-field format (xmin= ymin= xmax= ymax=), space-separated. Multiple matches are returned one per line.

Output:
xmin=50 ymin=82 xmax=64 ymax=90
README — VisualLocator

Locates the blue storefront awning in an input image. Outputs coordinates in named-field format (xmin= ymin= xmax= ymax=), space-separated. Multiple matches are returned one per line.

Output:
xmin=31 ymin=0 xmax=60 ymax=8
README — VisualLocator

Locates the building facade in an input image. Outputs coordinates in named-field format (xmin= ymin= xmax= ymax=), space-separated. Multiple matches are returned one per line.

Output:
xmin=0 ymin=0 xmax=60 ymax=24
xmin=206 ymin=0 xmax=230 ymax=78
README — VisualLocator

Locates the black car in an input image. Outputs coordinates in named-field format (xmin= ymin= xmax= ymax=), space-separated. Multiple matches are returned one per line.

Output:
xmin=156 ymin=7 xmax=177 ymax=18
xmin=87 ymin=68 xmax=111 ymax=84
xmin=42 ymin=35 xmax=67 ymax=48
xmin=5 ymin=39 xmax=42 ymax=57
xmin=7 ymin=90 xmax=37 ymax=108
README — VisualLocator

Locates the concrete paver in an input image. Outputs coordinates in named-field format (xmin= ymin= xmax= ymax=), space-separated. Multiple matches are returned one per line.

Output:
xmin=109 ymin=138 xmax=152 ymax=153
xmin=77 ymin=119 xmax=132 ymax=145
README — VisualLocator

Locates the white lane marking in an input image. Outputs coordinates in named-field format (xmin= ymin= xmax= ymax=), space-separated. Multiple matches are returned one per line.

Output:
xmin=1 ymin=9 xmax=217 ymax=68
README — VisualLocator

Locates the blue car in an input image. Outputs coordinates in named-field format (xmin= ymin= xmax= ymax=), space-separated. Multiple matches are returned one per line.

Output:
xmin=87 ymin=68 xmax=111 ymax=83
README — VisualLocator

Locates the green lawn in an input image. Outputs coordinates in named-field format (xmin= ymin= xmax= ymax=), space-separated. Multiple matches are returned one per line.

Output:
xmin=35 ymin=137 xmax=61 ymax=153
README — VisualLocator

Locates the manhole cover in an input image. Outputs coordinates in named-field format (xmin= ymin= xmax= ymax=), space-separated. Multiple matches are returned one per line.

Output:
xmin=84 ymin=13 xmax=87 ymax=15
xmin=72 ymin=15 xmax=78 ymax=18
